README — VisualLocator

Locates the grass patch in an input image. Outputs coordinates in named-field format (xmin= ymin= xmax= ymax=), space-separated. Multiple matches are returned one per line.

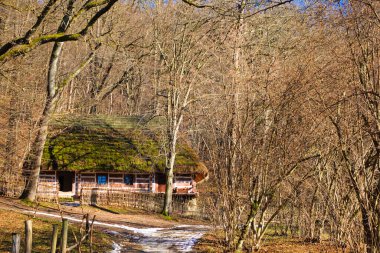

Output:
xmin=161 ymin=214 xmax=180 ymax=222
xmin=58 ymin=197 xmax=74 ymax=202
xmin=103 ymin=206 xmax=128 ymax=214
xmin=0 ymin=209 xmax=112 ymax=253
xmin=20 ymin=199 xmax=38 ymax=208
xmin=162 ymin=214 xmax=173 ymax=221
xmin=195 ymin=228 xmax=341 ymax=253
xmin=37 ymin=201 xmax=59 ymax=209
xmin=90 ymin=204 xmax=120 ymax=214
xmin=98 ymin=205 xmax=142 ymax=215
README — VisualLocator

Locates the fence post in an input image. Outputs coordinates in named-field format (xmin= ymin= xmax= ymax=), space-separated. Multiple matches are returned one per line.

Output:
xmin=60 ymin=219 xmax=68 ymax=253
xmin=85 ymin=213 xmax=90 ymax=241
xmin=24 ymin=220 xmax=32 ymax=253
xmin=107 ymin=188 xmax=110 ymax=205
xmin=89 ymin=215 xmax=96 ymax=253
xmin=12 ymin=233 xmax=20 ymax=253
xmin=50 ymin=224 xmax=58 ymax=253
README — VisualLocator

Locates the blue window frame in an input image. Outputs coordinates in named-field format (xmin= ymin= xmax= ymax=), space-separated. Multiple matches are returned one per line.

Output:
xmin=97 ymin=175 xmax=107 ymax=185
xmin=124 ymin=175 xmax=133 ymax=185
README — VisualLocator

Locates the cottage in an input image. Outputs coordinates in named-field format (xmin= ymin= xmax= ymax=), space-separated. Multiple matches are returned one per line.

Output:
xmin=38 ymin=115 xmax=207 ymax=200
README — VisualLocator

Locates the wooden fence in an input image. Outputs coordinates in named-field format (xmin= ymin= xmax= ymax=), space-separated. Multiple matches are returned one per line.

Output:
xmin=36 ymin=181 xmax=59 ymax=202
xmin=0 ymin=179 xmax=57 ymax=201
xmin=0 ymin=180 xmax=207 ymax=218
xmin=80 ymin=187 xmax=199 ymax=215
xmin=11 ymin=214 xmax=96 ymax=253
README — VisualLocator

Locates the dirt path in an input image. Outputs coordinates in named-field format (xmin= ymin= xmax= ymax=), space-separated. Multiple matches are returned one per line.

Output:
xmin=0 ymin=197 xmax=178 ymax=228
xmin=0 ymin=197 xmax=209 ymax=252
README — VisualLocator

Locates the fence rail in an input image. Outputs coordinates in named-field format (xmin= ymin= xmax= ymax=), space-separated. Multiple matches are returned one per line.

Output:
xmin=80 ymin=187 xmax=198 ymax=215
xmin=11 ymin=215 xmax=96 ymax=253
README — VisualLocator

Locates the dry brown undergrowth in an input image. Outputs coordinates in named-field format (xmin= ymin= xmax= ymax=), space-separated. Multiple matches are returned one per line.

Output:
xmin=0 ymin=209 xmax=111 ymax=253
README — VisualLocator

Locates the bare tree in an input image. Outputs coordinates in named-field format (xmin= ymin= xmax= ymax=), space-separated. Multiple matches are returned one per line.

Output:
xmin=20 ymin=0 xmax=100 ymax=201
xmin=0 ymin=0 xmax=118 ymax=62
xmin=153 ymin=5 xmax=212 ymax=215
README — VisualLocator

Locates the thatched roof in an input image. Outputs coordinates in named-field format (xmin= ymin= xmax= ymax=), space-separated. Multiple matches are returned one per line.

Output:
xmin=42 ymin=115 xmax=207 ymax=175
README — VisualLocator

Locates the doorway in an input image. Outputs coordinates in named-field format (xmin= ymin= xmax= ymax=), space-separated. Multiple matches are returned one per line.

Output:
xmin=156 ymin=173 xmax=166 ymax=192
xmin=57 ymin=172 xmax=75 ymax=192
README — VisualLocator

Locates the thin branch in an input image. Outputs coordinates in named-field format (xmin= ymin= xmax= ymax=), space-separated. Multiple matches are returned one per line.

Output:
xmin=181 ymin=0 xmax=211 ymax=8
xmin=56 ymin=44 xmax=101 ymax=95
xmin=242 ymin=0 xmax=294 ymax=19
xmin=0 ymin=0 xmax=58 ymax=56
xmin=0 ymin=0 xmax=117 ymax=62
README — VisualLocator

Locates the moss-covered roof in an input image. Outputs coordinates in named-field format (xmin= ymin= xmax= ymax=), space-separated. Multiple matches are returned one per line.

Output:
xmin=42 ymin=115 xmax=207 ymax=175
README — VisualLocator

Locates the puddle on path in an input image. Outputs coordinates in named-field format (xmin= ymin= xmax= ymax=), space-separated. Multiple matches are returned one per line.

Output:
xmin=109 ymin=224 xmax=209 ymax=252
xmin=23 ymin=210 xmax=209 ymax=253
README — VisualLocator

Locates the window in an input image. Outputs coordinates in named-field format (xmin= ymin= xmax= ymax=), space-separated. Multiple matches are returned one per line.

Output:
xmin=97 ymin=175 xmax=107 ymax=185
xmin=124 ymin=175 xmax=133 ymax=185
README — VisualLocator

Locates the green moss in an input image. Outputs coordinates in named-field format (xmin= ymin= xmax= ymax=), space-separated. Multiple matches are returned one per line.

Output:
xmin=31 ymin=33 xmax=82 ymax=45
xmin=84 ymin=0 xmax=108 ymax=8
xmin=0 ymin=34 xmax=84 ymax=62
xmin=21 ymin=199 xmax=38 ymax=208
xmin=31 ymin=33 xmax=65 ymax=43
xmin=162 ymin=214 xmax=173 ymax=220
xmin=0 ymin=44 xmax=32 ymax=62
xmin=58 ymin=197 xmax=74 ymax=202
xmin=42 ymin=115 xmax=204 ymax=173
xmin=161 ymin=211 xmax=170 ymax=217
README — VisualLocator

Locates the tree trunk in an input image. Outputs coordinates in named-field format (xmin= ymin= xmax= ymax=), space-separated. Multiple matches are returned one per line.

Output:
xmin=20 ymin=97 xmax=55 ymax=201
xmin=162 ymin=86 xmax=183 ymax=215
xmin=162 ymin=164 xmax=174 ymax=215
xmin=162 ymin=126 xmax=178 ymax=215
xmin=360 ymin=204 xmax=374 ymax=253
xmin=66 ymin=80 xmax=74 ymax=112
xmin=4 ymin=94 xmax=17 ymax=175
xmin=19 ymin=29 xmax=96 ymax=200
xmin=89 ymin=104 xmax=97 ymax=114
xmin=235 ymin=200 xmax=260 ymax=252
xmin=20 ymin=37 xmax=65 ymax=201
